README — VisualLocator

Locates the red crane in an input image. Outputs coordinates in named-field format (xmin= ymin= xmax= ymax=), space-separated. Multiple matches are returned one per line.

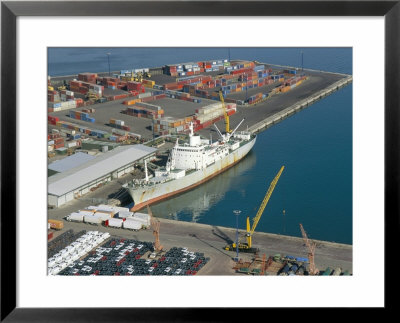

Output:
xmin=299 ymin=223 xmax=319 ymax=275
xmin=147 ymin=205 xmax=163 ymax=252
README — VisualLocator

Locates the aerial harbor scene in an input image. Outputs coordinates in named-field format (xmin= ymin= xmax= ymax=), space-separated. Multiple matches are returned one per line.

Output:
xmin=47 ymin=47 xmax=352 ymax=276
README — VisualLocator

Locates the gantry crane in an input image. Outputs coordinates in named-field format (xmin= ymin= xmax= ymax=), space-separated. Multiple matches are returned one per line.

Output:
xmin=299 ymin=223 xmax=319 ymax=275
xmin=147 ymin=205 xmax=163 ymax=252
xmin=219 ymin=90 xmax=231 ymax=133
xmin=225 ymin=166 xmax=285 ymax=253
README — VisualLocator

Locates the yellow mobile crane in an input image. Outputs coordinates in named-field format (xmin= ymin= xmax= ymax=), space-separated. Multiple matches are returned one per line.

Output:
xmin=225 ymin=166 xmax=285 ymax=253
xmin=219 ymin=90 xmax=231 ymax=133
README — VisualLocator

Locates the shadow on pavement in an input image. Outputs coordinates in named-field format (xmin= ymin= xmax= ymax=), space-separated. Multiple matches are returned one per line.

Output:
xmin=189 ymin=232 xmax=232 ymax=258
xmin=211 ymin=226 xmax=234 ymax=245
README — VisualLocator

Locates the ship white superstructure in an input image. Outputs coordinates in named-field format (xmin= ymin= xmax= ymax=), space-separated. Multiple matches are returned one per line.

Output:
xmin=127 ymin=120 xmax=256 ymax=211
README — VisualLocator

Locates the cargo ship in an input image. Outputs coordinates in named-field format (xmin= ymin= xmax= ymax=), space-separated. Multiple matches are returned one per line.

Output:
xmin=126 ymin=119 xmax=256 ymax=211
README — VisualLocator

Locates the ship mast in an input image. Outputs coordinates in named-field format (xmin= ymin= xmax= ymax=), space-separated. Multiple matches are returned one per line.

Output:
xmin=166 ymin=138 xmax=178 ymax=172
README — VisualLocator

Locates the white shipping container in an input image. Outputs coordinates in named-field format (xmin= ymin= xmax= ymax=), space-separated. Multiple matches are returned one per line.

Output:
xmin=94 ymin=212 xmax=112 ymax=221
xmin=138 ymin=92 xmax=151 ymax=99
xmin=84 ymin=215 xmax=103 ymax=224
xmin=86 ymin=206 xmax=99 ymax=211
xmin=66 ymin=141 xmax=77 ymax=148
xmin=113 ymin=206 xmax=130 ymax=213
xmin=48 ymin=145 xmax=54 ymax=152
xmin=97 ymin=204 xmax=116 ymax=212
xmin=107 ymin=218 xmax=123 ymax=228
xmin=118 ymin=211 xmax=133 ymax=219
xmin=123 ymin=219 xmax=142 ymax=230
xmin=133 ymin=213 xmax=151 ymax=226
xmin=78 ymin=210 xmax=96 ymax=216
xmin=112 ymin=129 xmax=128 ymax=136
xmin=67 ymin=213 xmax=84 ymax=222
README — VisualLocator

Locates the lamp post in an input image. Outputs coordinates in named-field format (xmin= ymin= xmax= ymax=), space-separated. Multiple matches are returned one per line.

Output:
xmin=233 ymin=210 xmax=241 ymax=262
xmin=301 ymin=50 xmax=304 ymax=71
xmin=106 ymin=53 xmax=111 ymax=76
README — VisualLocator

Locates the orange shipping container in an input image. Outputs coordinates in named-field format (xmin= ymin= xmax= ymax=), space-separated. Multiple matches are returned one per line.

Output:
xmin=48 ymin=219 xmax=64 ymax=230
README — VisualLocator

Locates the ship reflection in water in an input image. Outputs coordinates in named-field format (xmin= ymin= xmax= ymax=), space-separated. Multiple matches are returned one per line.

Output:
xmin=150 ymin=151 xmax=256 ymax=223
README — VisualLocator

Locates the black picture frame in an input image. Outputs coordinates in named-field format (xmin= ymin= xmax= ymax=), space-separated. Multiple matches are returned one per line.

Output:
xmin=1 ymin=1 xmax=398 ymax=320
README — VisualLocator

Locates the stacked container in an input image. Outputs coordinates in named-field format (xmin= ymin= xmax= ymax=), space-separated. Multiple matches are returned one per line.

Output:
xmin=125 ymin=106 xmax=164 ymax=120
xmin=127 ymin=81 xmax=145 ymax=92
xmin=109 ymin=119 xmax=130 ymax=131
xmin=69 ymin=111 xmax=95 ymax=123
xmin=78 ymin=73 xmax=98 ymax=84
xmin=48 ymin=90 xmax=61 ymax=103
xmin=152 ymin=116 xmax=191 ymax=136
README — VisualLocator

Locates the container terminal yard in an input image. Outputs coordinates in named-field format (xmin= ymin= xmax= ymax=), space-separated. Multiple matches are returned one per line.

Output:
xmin=47 ymin=58 xmax=352 ymax=276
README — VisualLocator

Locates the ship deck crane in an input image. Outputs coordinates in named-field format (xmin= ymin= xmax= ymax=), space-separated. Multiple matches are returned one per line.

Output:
xmin=299 ymin=223 xmax=319 ymax=275
xmin=219 ymin=90 xmax=231 ymax=133
xmin=147 ymin=205 xmax=163 ymax=252
xmin=225 ymin=165 xmax=285 ymax=253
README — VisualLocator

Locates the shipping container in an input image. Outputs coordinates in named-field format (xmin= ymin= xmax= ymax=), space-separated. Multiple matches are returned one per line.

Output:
xmin=48 ymin=219 xmax=64 ymax=230
xmin=123 ymin=218 xmax=142 ymax=230
xmin=105 ymin=218 xmax=124 ymax=228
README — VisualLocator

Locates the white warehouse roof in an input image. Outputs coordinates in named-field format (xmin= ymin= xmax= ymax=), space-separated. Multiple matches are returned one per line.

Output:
xmin=48 ymin=152 xmax=96 ymax=173
xmin=48 ymin=144 xmax=156 ymax=196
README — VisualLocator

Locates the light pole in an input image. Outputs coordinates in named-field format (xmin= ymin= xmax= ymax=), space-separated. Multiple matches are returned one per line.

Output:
xmin=301 ymin=50 xmax=304 ymax=71
xmin=233 ymin=210 xmax=241 ymax=262
xmin=106 ymin=53 xmax=111 ymax=76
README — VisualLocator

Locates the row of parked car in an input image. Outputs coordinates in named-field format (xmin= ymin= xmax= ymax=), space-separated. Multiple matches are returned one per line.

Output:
xmin=58 ymin=238 xmax=209 ymax=276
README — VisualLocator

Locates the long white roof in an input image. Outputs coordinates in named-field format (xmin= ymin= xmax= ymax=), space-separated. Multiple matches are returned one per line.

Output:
xmin=48 ymin=144 xmax=156 ymax=196
xmin=48 ymin=152 xmax=96 ymax=173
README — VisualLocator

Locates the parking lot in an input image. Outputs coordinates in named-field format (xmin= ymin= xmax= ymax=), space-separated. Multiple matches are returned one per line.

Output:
xmin=58 ymin=237 xmax=210 ymax=276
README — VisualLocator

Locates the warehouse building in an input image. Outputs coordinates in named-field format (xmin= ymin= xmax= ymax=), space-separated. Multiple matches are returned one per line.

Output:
xmin=48 ymin=152 xmax=96 ymax=177
xmin=48 ymin=144 xmax=157 ymax=208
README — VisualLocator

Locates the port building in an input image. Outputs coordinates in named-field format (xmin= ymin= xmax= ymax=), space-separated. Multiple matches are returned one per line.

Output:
xmin=48 ymin=152 xmax=96 ymax=177
xmin=48 ymin=144 xmax=157 ymax=208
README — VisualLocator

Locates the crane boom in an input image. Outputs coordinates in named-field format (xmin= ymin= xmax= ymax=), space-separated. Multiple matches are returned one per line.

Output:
xmin=225 ymin=165 xmax=284 ymax=253
xmin=147 ymin=204 xmax=163 ymax=251
xmin=299 ymin=223 xmax=318 ymax=275
xmin=249 ymin=165 xmax=285 ymax=236
xmin=241 ymin=165 xmax=285 ymax=247
xmin=219 ymin=90 xmax=230 ymax=133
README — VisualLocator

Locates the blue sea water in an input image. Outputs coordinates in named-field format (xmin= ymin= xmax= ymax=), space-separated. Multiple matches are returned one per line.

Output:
xmin=48 ymin=47 xmax=352 ymax=244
